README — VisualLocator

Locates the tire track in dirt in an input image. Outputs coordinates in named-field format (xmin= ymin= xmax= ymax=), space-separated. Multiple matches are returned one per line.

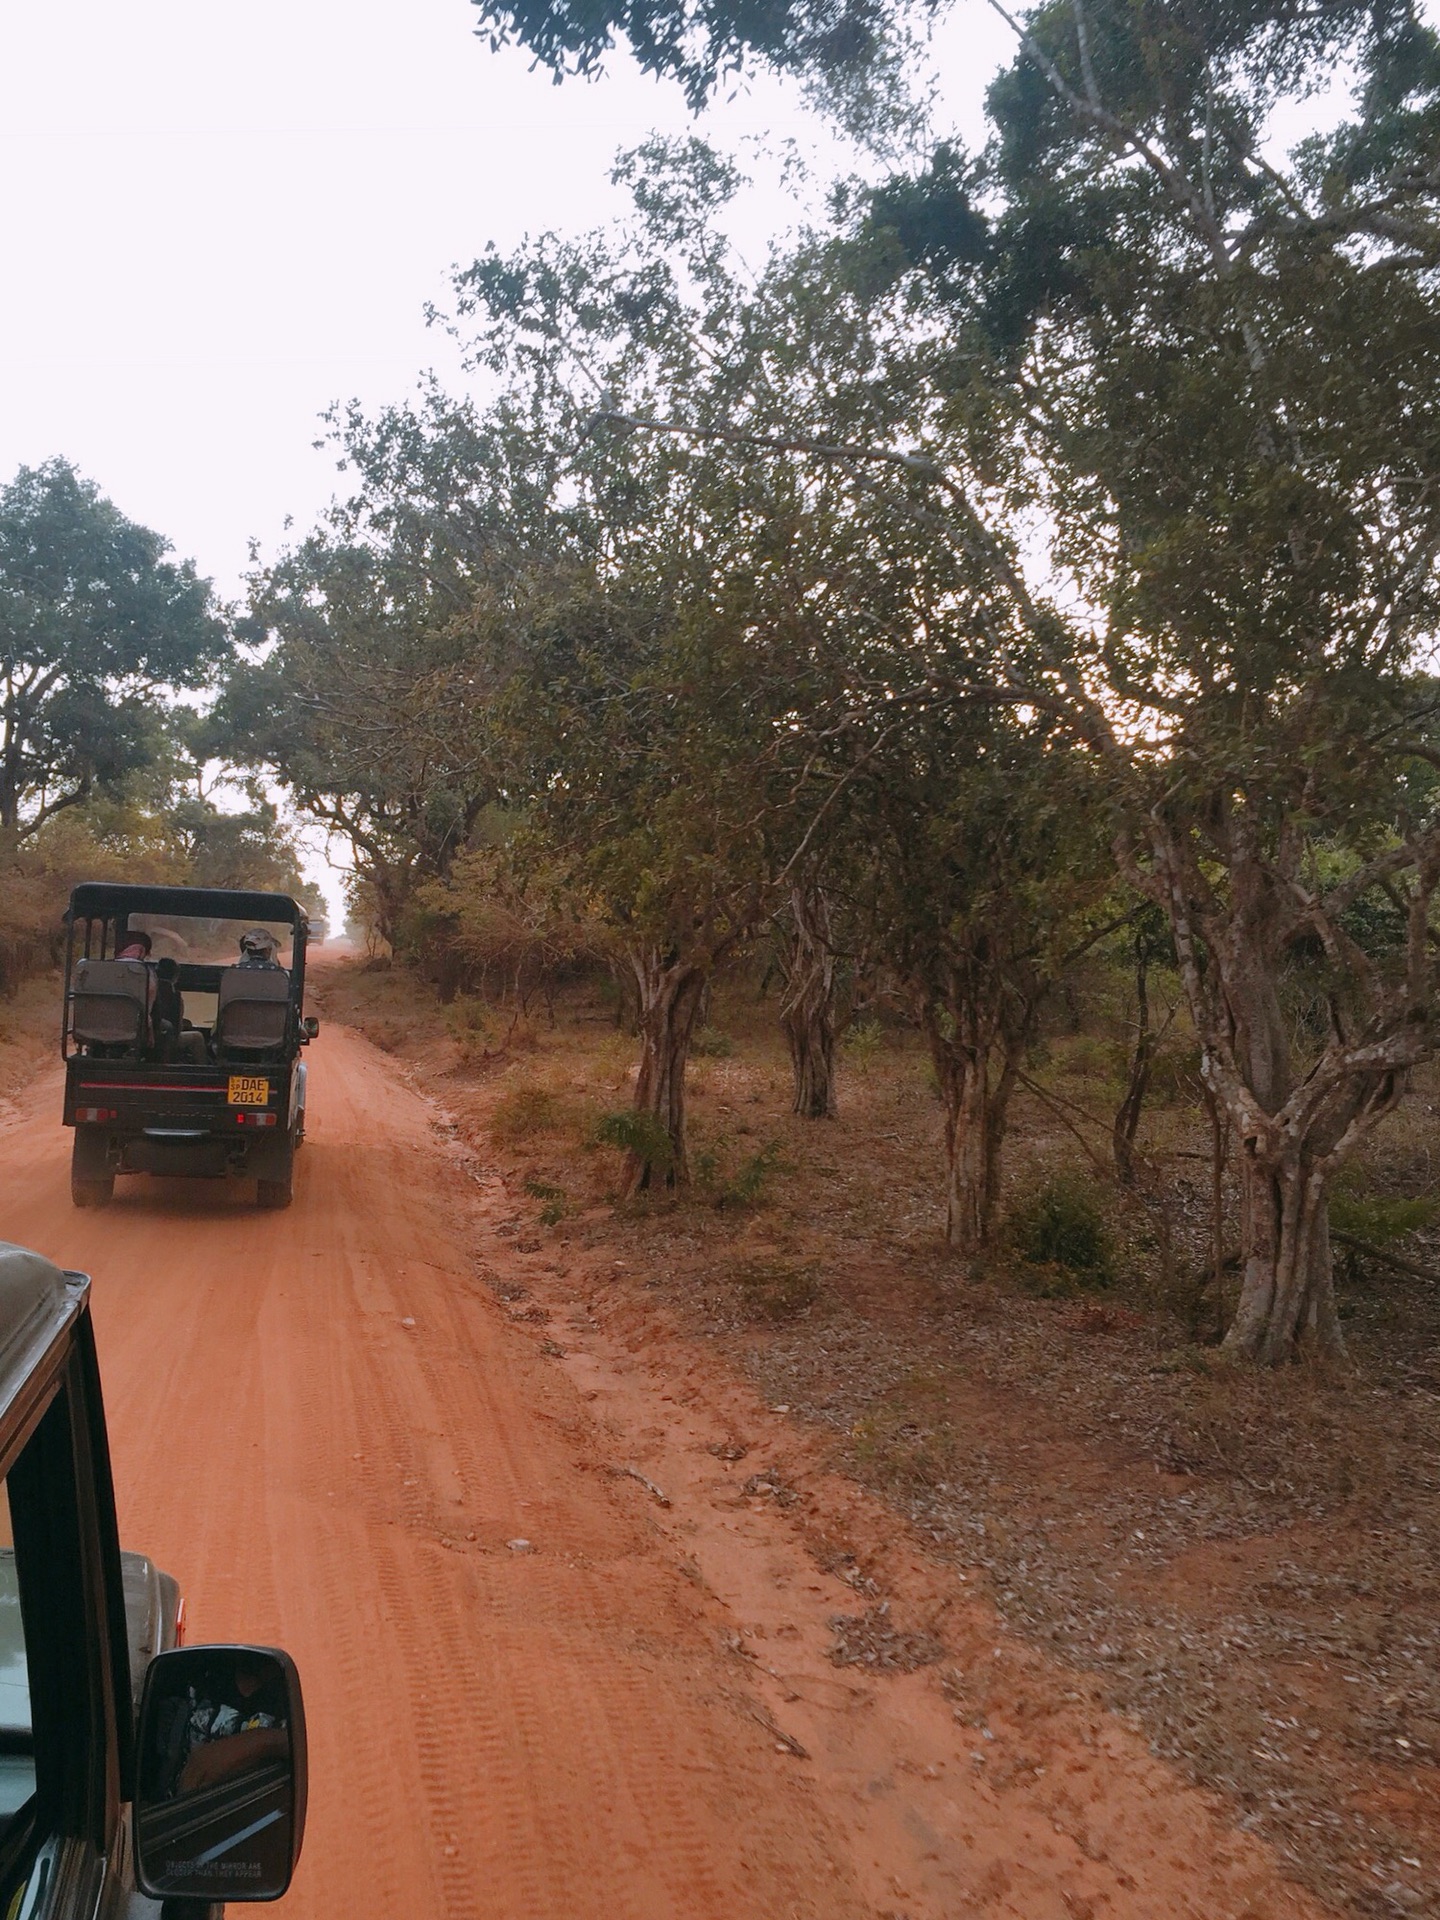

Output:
xmin=0 ymin=1029 xmax=871 ymax=1919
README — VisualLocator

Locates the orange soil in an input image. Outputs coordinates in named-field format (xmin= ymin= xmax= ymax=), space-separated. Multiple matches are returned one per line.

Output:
xmin=0 ymin=1017 xmax=1335 ymax=1919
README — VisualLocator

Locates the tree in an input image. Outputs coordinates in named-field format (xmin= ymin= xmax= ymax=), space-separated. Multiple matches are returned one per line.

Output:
xmin=449 ymin=138 xmax=980 ymax=1101
xmin=951 ymin=0 xmax=1440 ymax=1360
xmin=0 ymin=459 xmax=228 ymax=847
xmin=229 ymin=399 xmax=541 ymax=946
xmin=845 ymin=692 xmax=1113 ymax=1254
xmin=492 ymin=531 xmax=780 ymax=1193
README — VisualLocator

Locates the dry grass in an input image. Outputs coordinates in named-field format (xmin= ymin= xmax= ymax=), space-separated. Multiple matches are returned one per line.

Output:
xmin=0 ymin=974 xmax=59 ymax=1120
xmin=488 ymin=1083 xmax=576 ymax=1149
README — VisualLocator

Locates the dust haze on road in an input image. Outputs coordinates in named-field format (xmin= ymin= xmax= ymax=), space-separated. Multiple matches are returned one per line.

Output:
xmin=0 ymin=1016 xmax=1331 ymax=1919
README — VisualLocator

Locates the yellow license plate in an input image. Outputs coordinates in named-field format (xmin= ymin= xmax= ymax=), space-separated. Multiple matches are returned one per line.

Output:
xmin=227 ymin=1076 xmax=271 ymax=1107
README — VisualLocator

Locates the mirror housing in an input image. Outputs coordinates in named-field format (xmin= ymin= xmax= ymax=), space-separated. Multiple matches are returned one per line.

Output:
xmin=133 ymin=1645 xmax=307 ymax=1903
xmin=301 ymin=1016 xmax=320 ymax=1040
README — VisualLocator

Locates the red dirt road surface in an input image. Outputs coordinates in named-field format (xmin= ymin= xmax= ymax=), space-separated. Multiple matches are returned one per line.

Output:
xmin=0 ymin=1021 xmax=1334 ymax=1919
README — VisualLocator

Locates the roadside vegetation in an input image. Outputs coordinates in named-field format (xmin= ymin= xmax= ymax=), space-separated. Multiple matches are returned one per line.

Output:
xmin=207 ymin=0 xmax=1440 ymax=1376
xmin=322 ymin=949 xmax=1440 ymax=1919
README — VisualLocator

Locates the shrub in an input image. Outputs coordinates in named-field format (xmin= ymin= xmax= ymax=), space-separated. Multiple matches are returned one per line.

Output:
xmin=694 ymin=1135 xmax=786 ymax=1208
xmin=842 ymin=1019 xmax=884 ymax=1075
xmin=446 ymin=996 xmax=497 ymax=1066
xmin=1005 ymin=1174 xmax=1114 ymax=1290
xmin=523 ymin=1176 xmax=568 ymax=1226
xmin=690 ymin=1025 xmax=733 ymax=1058
xmin=1143 ymin=1040 xmax=1204 ymax=1104
xmin=1329 ymin=1187 xmax=1437 ymax=1246
xmin=717 ymin=1140 xmax=785 ymax=1209
xmin=446 ymin=997 xmax=493 ymax=1038
xmin=592 ymin=1108 xmax=676 ymax=1177
xmin=489 ymin=1084 xmax=568 ymax=1148
xmin=1056 ymin=1034 xmax=1116 ymax=1081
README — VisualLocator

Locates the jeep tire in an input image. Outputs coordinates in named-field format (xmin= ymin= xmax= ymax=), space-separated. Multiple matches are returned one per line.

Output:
xmin=256 ymin=1131 xmax=296 ymax=1210
xmin=71 ymin=1129 xmax=114 ymax=1208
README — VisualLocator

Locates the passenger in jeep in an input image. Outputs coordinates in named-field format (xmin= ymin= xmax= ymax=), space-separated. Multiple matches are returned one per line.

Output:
xmin=156 ymin=1655 xmax=290 ymax=1798
xmin=153 ymin=958 xmax=207 ymax=1065
xmin=237 ymin=929 xmax=282 ymax=970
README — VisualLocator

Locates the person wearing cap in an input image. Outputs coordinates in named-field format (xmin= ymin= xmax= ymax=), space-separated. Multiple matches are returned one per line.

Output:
xmin=236 ymin=928 xmax=282 ymax=969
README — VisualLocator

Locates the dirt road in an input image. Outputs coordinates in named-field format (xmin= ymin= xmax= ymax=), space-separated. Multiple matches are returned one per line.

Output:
xmin=0 ymin=1020 xmax=1331 ymax=1919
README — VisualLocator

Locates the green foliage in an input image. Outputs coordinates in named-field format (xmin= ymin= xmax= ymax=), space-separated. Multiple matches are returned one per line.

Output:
xmin=0 ymin=459 xmax=228 ymax=842
xmin=446 ymin=998 xmax=493 ymax=1039
xmin=1056 ymin=1035 xmax=1115 ymax=1082
xmin=230 ymin=397 xmax=531 ymax=944
xmin=1005 ymin=1175 xmax=1114 ymax=1292
xmin=0 ymin=729 xmax=314 ymax=993
xmin=1328 ymin=1187 xmax=1437 ymax=1247
xmin=842 ymin=1019 xmax=884 ymax=1075
xmin=592 ymin=1108 xmax=676 ymax=1177
xmin=467 ymin=0 xmax=892 ymax=112
xmin=1141 ymin=1041 xmax=1204 ymax=1105
xmin=415 ymin=839 xmax=606 ymax=1007
xmin=690 ymin=1025 xmax=733 ymax=1058
xmin=717 ymin=1140 xmax=786 ymax=1209
xmin=523 ymin=1176 xmax=569 ymax=1225
xmin=691 ymin=1134 xmax=787 ymax=1207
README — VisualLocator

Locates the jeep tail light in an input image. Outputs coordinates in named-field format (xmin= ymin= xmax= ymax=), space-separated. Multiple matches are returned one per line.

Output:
xmin=76 ymin=1106 xmax=117 ymax=1123
xmin=236 ymin=1111 xmax=278 ymax=1128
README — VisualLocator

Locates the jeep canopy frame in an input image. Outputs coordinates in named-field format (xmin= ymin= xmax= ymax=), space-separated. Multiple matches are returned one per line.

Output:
xmin=62 ymin=882 xmax=309 ymax=1061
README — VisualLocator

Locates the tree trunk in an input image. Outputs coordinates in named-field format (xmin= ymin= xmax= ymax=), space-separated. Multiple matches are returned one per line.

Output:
xmin=1113 ymin=935 xmax=1154 ymax=1185
xmin=779 ymin=886 xmax=839 ymax=1119
xmin=608 ymin=958 xmax=639 ymax=1032
xmin=920 ymin=969 xmax=1038 ymax=1261
xmin=1224 ymin=1147 xmax=1344 ymax=1363
xmin=1214 ymin=924 xmax=1347 ymax=1361
xmin=624 ymin=948 xmax=708 ymax=1194
xmin=1152 ymin=830 xmax=1360 ymax=1364
xmin=936 ymin=1047 xmax=994 ymax=1256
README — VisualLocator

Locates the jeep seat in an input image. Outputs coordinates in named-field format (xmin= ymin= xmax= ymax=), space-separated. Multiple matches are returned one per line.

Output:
xmin=72 ymin=959 xmax=150 ymax=1056
xmin=215 ymin=968 xmax=291 ymax=1058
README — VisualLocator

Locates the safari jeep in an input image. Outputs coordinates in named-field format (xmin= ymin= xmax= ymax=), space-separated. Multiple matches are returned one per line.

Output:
xmin=0 ymin=1240 xmax=308 ymax=1916
xmin=61 ymin=884 xmax=319 ymax=1211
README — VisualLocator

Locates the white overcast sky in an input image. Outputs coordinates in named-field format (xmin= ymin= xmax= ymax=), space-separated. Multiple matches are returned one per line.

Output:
xmin=0 ymin=0 xmax=1008 ymax=605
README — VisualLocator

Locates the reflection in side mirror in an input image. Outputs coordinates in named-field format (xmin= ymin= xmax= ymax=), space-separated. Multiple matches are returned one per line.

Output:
xmin=134 ymin=1645 xmax=307 ymax=1903
xmin=301 ymin=1016 xmax=320 ymax=1040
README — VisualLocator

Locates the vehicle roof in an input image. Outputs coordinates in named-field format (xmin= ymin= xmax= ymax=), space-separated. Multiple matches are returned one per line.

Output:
xmin=0 ymin=1246 xmax=84 ymax=1430
xmin=68 ymin=882 xmax=307 ymax=927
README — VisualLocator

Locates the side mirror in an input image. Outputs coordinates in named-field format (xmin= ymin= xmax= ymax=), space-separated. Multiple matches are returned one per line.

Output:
xmin=133 ymin=1645 xmax=307 ymax=1903
xmin=301 ymin=1016 xmax=320 ymax=1040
